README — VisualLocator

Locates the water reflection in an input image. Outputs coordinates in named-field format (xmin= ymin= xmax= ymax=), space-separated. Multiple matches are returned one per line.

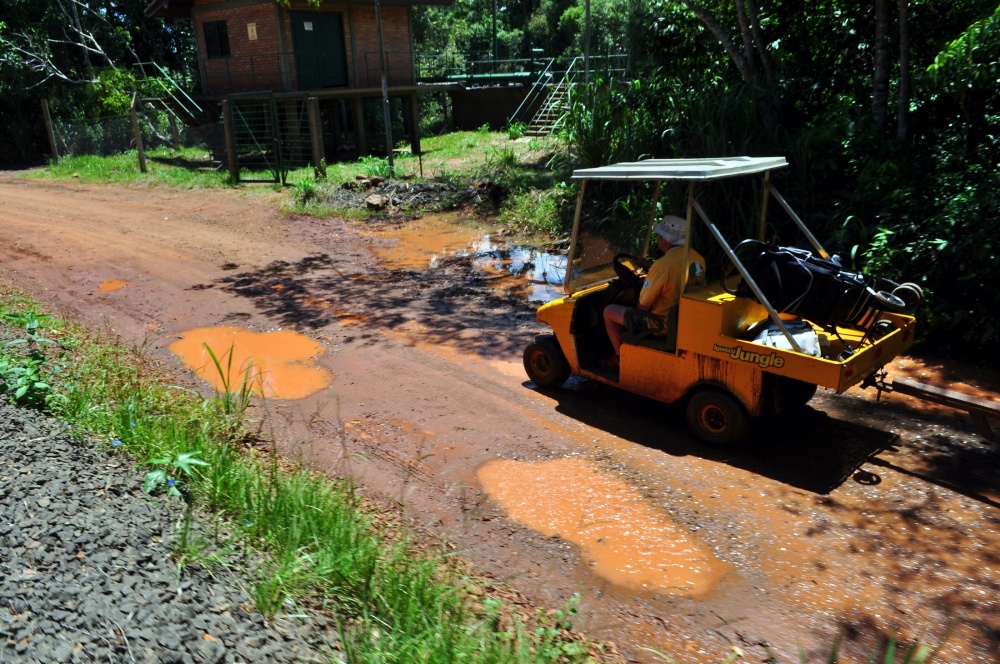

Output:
xmin=168 ymin=326 xmax=331 ymax=400
xmin=361 ymin=214 xmax=567 ymax=303
xmin=470 ymin=238 xmax=567 ymax=302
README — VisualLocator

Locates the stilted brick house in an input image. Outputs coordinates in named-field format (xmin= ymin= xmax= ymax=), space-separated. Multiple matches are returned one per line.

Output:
xmin=145 ymin=0 xmax=454 ymax=172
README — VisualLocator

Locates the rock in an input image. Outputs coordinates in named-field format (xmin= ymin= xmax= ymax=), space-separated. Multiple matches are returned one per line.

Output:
xmin=365 ymin=194 xmax=389 ymax=210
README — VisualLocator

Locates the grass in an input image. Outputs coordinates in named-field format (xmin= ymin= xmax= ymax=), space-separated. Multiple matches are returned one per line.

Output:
xmin=0 ymin=289 xmax=604 ymax=664
xmin=29 ymin=129 xmax=568 ymax=237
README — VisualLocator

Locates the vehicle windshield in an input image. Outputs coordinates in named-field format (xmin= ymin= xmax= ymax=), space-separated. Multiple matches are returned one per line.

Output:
xmin=563 ymin=157 xmax=791 ymax=295
xmin=565 ymin=180 xmax=674 ymax=294
xmin=567 ymin=223 xmax=650 ymax=293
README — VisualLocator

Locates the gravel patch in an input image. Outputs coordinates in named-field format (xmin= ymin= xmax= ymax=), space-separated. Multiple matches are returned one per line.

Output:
xmin=0 ymin=402 xmax=341 ymax=663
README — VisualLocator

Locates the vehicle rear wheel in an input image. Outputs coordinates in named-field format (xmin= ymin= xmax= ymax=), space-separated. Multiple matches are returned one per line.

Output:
xmin=523 ymin=335 xmax=571 ymax=388
xmin=686 ymin=389 xmax=749 ymax=446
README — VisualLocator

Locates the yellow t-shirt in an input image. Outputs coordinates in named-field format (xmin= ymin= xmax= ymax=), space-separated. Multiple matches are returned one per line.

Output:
xmin=638 ymin=246 xmax=706 ymax=320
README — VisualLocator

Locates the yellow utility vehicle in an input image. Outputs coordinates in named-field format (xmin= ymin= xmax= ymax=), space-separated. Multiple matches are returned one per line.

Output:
xmin=523 ymin=157 xmax=921 ymax=445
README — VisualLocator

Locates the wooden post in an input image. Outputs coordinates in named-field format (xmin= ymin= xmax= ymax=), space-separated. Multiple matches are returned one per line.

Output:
xmin=168 ymin=114 xmax=181 ymax=149
xmin=41 ymin=99 xmax=59 ymax=164
xmin=407 ymin=93 xmax=421 ymax=156
xmin=352 ymin=96 xmax=367 ymax=155
xmin=330 ymin=100 xmax=343 ymax=153
xmin=221 ymin=100 xmax=239 ymax=183
xmin=130 ymin=93 xmax=147 ymax=173
xmin=307 ymin=97 xmax=326 ymax=178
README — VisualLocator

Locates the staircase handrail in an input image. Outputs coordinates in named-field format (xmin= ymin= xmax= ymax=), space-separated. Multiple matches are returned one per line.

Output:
xmin=509 ymin=57 xmax=558 ymax=126
xmin=135 ymin=61 xmax=204 ymax=122
xmin=530 ymin=56 xmax=580 ymax=133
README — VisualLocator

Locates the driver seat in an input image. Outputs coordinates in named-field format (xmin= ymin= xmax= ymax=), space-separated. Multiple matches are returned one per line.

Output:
xmin=621 ymin=306 xmax=678 ymax=353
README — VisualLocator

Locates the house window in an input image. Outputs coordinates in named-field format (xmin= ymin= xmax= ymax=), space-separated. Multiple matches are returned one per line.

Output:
xmin=204 ymin=21 xmax=230 ymax=59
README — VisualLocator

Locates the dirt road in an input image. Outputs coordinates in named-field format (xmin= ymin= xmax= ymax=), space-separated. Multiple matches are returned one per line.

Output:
xmin=2 ymin=175 xmax=998 ymax=663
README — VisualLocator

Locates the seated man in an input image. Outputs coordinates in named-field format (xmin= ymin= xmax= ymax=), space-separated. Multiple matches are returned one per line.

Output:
xmin=601 ymin=215 xmax=706 ymax=370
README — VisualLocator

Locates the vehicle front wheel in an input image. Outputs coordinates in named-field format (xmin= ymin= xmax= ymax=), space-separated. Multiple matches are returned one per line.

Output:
xmin=686 ymin=389 xmax=749 ymax=446
xmin=523 ymin=335 xmax=571 ymax=388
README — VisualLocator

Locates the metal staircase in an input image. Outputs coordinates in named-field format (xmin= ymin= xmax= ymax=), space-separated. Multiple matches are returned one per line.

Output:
xmin=135 ymin=62 xmax=215 ymax=128
xmin=510 ymin=57 xmax=582 ymax=136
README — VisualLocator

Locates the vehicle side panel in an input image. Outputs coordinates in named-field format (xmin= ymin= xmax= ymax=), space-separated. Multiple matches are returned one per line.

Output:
xmin=536 ymin=296 xmax=582 ymax=368
xmin=618 ymin=346 xmax=765 ymax=415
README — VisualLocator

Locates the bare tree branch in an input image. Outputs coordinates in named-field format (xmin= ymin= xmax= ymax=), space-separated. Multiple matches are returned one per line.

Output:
xmin=873 ymin=0 xmax=891 ymax=132
xmin=0 ymin=0 xmax=134 ymax=88
xmin=897 ymin=0 xmax=911 ymax=142
xmin=734 ymin=0 xmax=756 ymax=77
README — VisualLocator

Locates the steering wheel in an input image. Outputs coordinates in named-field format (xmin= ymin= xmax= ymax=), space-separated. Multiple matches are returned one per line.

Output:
xmin=612 ymin=253 xmax=645 ymax=293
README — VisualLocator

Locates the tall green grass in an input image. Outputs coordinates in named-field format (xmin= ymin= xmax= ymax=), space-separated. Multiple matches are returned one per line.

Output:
xmin=0 ymin=291 xmax=601 ymax=663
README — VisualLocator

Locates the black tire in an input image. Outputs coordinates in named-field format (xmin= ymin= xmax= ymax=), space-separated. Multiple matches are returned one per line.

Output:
xmin=874 ymin=290 xmax=907 ymax=312
xmin=686 ymin=389 xmax=749 ymax=446
xmin=891 ymin=282 xmax=923 ymax=311
xmin=872 ymin=318 xmax=898 ymax=339
xmin=523 ymin=335 xmax=571 ymax=387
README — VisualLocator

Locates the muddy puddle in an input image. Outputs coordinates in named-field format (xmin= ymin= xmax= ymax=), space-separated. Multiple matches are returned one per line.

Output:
xmin=96 ymin=279 xmax=132 ymax=293
xmin=477 ymin=457 xmax=723 ymax=595
xmin=359 ymin=213 xmax=567 ymax=302
xmin=168 ymin=326 xmax=331 ymax=400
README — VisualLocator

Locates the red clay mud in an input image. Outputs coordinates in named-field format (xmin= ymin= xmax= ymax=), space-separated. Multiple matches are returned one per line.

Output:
xmin=1 ymin=175 xmax=998 ymax=663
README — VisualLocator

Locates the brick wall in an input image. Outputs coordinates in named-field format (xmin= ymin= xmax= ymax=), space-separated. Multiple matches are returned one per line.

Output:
xmin=347 ymin=5 xmax=413 ymax=88
xmin=195 ymin=1 xmax=285 ymax=94
xmin=191 ymin=0 xmax=414 ymax=95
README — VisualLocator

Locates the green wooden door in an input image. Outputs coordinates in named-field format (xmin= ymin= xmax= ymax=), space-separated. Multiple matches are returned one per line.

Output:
xmin=290 ymin=12 xmax=348 ymax=89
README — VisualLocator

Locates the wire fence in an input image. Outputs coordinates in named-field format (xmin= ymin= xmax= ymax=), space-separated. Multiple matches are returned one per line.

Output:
xmin=51 ymin=104 xmax=225 ymax=167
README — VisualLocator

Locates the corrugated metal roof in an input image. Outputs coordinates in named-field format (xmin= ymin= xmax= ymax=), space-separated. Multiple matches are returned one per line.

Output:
xmin=571 ymin=156 xmax=788 ymax=181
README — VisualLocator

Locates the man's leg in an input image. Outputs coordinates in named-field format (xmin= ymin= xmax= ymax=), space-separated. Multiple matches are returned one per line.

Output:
xmin=604 ymin=304 xmax=629 ymax=357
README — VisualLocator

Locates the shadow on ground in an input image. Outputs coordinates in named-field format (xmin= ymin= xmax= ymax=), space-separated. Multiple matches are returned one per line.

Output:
xmin=209 ymin=252 xmax=537 ymax=358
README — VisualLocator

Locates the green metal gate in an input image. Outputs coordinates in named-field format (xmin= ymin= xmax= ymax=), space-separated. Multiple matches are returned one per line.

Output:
xmin=226 ymin=92 xmax=311 ymax=184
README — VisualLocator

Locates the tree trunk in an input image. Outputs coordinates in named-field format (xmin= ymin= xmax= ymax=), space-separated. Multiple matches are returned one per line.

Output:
xmin=873 ymin=0 xmax=891 ymax=133
xmin=744 ymin=0 xmax=778 ymax=98
xmin=68 ymin=0 xmax=95 ymax=81
xmin=680 ymin=1 xmax=754 ymax=83
xmin=680 ymin=0 xmax=781 ymax=134
xmin=734 ymin=0 xmax=756 ymax=77
xmin=896 ymin=0 xmax=911 ymax=142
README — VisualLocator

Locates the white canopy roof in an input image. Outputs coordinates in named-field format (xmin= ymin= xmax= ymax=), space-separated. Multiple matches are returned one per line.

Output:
xmin=571 ymin=156 xmax=788 ymax=181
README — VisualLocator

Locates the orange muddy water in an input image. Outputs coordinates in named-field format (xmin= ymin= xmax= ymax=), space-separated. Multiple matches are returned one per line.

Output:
xmin=168 ymin=326 xmax=332 ymax=400
xmin=96 ymin=279 xmax=132 ymax=293
xmin=478 ymin=457 xmax=723 ymax=594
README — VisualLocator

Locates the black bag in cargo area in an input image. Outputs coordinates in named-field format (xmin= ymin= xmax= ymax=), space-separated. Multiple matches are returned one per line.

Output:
xmin=731 ymin=240 xmax=877 ymax=328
